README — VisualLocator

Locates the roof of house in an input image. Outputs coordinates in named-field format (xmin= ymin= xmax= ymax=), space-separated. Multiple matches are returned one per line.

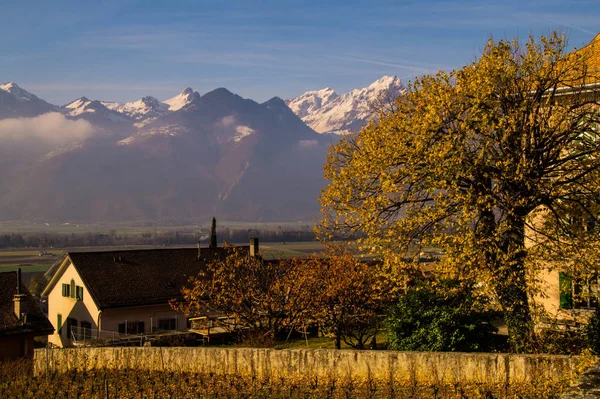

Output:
xmin=64 ymin=248 xmax=208 ymax=310
xmin=198 ymin=246 xmax=250 ymax=262
xmin=563 ymin=33 xmax=600 ymax=86
xmin=45 ymin=246 xmax=251 ymax=310
xmin=578 ymin=33 xmax=600 ymax=78
xmin=0 ymin=271 xmax=54 ymax=337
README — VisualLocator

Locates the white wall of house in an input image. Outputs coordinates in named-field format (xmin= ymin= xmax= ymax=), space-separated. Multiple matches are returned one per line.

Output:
xmin=47 ymin=260 xmax=100 ymax=347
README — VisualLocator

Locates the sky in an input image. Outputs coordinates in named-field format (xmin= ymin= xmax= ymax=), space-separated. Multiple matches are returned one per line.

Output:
xmin=1 ymin=0 xmax=599 ymax=105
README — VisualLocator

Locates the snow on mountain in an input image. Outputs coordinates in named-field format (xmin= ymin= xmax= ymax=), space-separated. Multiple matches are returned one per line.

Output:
xmin=286 ymin=75 xmax=406 ymax=134
xmin=0 ymin=82 xmax=58 ymax=117
xmin=286 ymin=88 xmax=339 ymax=119
xmin=163 ymin=87 xmax=198 ymax=111
xmin=62 ymin=97 xmax=130 ymax=123
xmin=117 ymin=123 xmax=191 ymax=146
xmin=97 ymin=89 xmax=198 ymax=124
xmin=64 ymin=97 xmax=93 ymax=116
xmin=101 ymin=96 xmax=168 ymax=123
xmin=0 ymin=82 xmax=39 ymax=102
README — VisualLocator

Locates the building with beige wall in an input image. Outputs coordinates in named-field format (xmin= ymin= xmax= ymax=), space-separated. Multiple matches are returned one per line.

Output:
xmin=43 ymin=241 xmax=257 ymax=348
xmin=42 ymin=247 xmax=223 ymax=347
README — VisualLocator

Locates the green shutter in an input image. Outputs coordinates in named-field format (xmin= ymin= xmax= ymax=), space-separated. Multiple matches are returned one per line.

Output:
xmin=61 ymin=284 xmax=66 ymax=297
xmin=57 ymin=314 xmax=62 ymax=334
xmin=559 ymin=272 xmax=573 ymax=309
xmin=70 ymin=279 xmax=75 ymax=298
xmin=77 ymin=286 xmax=83 ymax=301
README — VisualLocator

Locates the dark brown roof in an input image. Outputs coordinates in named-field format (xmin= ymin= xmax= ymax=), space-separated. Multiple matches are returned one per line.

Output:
xmin=198 ymin=246 xmax=250 ymax=262
xmin=68 ymin=248 xmax=208 ymax=310
xmin=0 ymin=272 xmax=53 ymax=337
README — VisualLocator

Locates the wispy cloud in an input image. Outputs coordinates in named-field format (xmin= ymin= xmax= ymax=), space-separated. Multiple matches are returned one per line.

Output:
xmin=332 ymin=55 xmax=443 ymax=75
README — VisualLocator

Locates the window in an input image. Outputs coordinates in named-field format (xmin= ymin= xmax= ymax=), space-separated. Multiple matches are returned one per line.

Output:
xmin=158 ymin=318 xmax=177 ymax=331
xmin=66 ymin=317 xmax=78 ymax=339
xmin=575 ymin=273 xmax=599 ymax=309
xmin=62 ymin=281 xmax=83 ymax=300
xmin=118 ymin=321 xmax=145 ymax=335
xmin=76 ymin=286 xmax=84 ymax=301
xmin=559 ymin=271 xmax=599 ymax=309
xmin=61 ymin=283 xmax=70 ymax=297
xmin=559 ymin=272 xmax=573 ymax=309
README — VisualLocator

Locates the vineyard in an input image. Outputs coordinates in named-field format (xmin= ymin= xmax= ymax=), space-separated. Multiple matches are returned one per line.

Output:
xmin=1 ymin=358 xmax=578 ymax=398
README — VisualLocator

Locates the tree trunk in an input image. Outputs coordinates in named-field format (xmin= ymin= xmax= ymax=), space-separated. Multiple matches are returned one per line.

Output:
xmin=496 ymin=212 xmax=534 ymax=353
xmin=370 ymin=334 xmax=377 ymax=350
xmin=335 ymin=330 xmax=341 ymax=350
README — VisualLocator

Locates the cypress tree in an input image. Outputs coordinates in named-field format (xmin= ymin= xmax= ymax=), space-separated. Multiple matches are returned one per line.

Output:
xmin=210 ymin=217 xmax=217 ymax=248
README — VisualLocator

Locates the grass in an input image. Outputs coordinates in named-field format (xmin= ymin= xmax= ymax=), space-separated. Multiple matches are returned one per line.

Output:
xmin=262 ymin=242 xmax=326 ymax=259
xmin=274 ymin=332 xmax=388 ymax=350
xmin=0 ymin=264 xmax=53 ymax=273
xmin=0 ymin=248 xmax=63 ymax=275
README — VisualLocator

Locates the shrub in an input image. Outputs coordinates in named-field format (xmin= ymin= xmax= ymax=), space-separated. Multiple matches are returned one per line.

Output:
xmin=585 ymin=307 xmax=600 ymax=354
xmin=387 ymin=280 xmax=499 ymax=352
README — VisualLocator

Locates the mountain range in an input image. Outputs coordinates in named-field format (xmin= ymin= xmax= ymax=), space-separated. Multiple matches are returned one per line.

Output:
xmin=0 ymin=76 xmax=403 ymax=223
xmin=286 ymin=76 xmax=405 ymax=134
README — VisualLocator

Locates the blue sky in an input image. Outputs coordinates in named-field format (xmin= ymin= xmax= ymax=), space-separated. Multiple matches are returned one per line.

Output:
xmin=1 ymin=0 xmax=598 ymax=105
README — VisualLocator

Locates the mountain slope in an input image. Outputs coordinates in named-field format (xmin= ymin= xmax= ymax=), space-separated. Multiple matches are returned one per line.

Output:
xmin=0 ymin=82 xmax=57 ymax=118
xmin=63 ymin=97 xmax=131 ymax=125
xmin=101 ymin=88 xmax=199 ymax=124
xmin=0 ymin=87 xmax=329 ymax=223
xmin=102 ymin=96 xmax=168 ymax=122
xmin=286 ymin=75 xmax=406 ymax=134
xmin=163 ymin=87 xmax=199 ymax=111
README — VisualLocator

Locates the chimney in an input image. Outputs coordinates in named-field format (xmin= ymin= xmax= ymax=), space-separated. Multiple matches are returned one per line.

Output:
xmin=250 ymin=237 xmax=259 ymax=257
xmin=16 ymin=267 xmax=21 ymax=294
xmin=13 ymin=268 xmax=26 ymax=321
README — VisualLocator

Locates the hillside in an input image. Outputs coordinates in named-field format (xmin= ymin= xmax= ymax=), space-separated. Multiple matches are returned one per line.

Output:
xmin=0 ymin=83 xmax=331 ymax=223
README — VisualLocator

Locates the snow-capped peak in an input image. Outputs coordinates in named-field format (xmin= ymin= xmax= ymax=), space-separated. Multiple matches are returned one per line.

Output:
xmin=163 ymin=87 xmax=197 ymax=111
xmin=367 ymin=75 xmax=401 ymax=90
xmin=0 ymin=82 xmax=39 ymax=101
xmin=285 ymin=87 xmax=339 ymax=119
xmin=101 ymin=95 xmax=168 ymax=122
xmin=286 ymin=75 xmax=406 ymax=134
xmin=65 ymin=97 xmax=90 ymax=109
xmin=61 ymin=96 xmax=129 ymax=122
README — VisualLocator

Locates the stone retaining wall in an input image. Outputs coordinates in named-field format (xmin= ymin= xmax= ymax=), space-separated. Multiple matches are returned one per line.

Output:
xmin=34 ymin=347 xmax=581 ymax=386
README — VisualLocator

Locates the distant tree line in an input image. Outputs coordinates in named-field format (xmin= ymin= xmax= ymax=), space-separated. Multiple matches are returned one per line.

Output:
xmin=0 ymin=227 xmax=315 ymax=249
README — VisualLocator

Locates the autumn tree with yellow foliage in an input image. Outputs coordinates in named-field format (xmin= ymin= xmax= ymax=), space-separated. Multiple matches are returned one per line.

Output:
xmin=319 ymin=32 xmax=600 ymax=352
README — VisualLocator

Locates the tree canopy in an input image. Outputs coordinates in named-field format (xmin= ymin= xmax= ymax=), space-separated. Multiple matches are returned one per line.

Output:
xmin=319 ymin=32 xmax=600 ymax=352
xmin=173 ymin=246 xmax=317 ymax=343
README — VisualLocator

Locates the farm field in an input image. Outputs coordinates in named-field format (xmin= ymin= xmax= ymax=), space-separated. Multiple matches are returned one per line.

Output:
xmin=0 ymin=242 xmax=326 ymax=277
xmin=0 ymin=220 xmax=314 ymax=235
xmin=261 ymin=241 xmax=326 ymax=258
xmin=0 ymin=248 xmax=63 ymax=275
